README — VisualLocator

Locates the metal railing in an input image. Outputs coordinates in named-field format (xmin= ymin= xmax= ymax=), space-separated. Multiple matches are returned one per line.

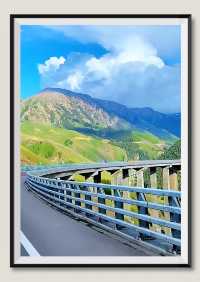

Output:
xmin=25 ymin=169 xmax=181 ymax=252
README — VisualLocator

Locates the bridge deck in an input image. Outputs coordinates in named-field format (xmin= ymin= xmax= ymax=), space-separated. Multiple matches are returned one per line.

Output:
xmin=21 ymin=176 xmax=158 ymax=256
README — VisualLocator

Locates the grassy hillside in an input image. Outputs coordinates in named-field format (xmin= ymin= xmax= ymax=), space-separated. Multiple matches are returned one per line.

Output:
xmin=20 ymin=89 xmax=178 ymax=163
xmin=21 ymin=122 xmax=127 ymax=165
xmin=21 ymin=91 xmax=131 ymax=131
xmin=111 ymin=130 xmax=167 ymax=160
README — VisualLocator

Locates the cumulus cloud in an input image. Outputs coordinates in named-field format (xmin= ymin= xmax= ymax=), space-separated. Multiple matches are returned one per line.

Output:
xmin=38 ymin=56 xmax=66 ymax=75
xmin=38 ymin=26 xmax=180 ymax=113
xmin=49 ymin=25 xmax=180 ymax=63
xmin=85 ymin=39 xmax=165 ymax=79
xmin=58 ymin=71 xmax=84 ymax=91
xmin=87 ymin=63 xmax=180 ymax=113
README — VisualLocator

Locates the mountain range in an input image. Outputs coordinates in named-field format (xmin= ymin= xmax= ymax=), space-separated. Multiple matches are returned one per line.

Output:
xmin=20 ymin=88 xmax=181 ymax=164
xmin=21 ymin=88 xmax=180 ymax=139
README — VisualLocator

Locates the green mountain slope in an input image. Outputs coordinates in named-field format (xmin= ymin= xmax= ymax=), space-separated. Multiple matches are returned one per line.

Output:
xmin=21 ymin=91 xmax=131 ymax=132
xmin=21 ymin=122 xmax=127 ymax=165
xmin=21 ymin=89 xmax=178 ymax=143
xmin=40 ymin=88 xmax=180 ymax=139
xmin=20 ymin=89 xmax=179 ymax=163
xmin=111 ymin=130 xmax=167 ymax=160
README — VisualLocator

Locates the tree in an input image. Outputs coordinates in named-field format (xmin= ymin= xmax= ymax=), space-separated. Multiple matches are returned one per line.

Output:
xmin=160 ymin=140 xmax=181 ymax=160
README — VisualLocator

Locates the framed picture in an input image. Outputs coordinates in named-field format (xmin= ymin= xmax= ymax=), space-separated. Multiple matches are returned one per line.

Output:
xmin=10 ymin=14 xmax=191 ymax=267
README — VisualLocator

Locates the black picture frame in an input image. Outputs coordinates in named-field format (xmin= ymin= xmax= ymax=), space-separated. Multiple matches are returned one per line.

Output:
xmin=10 ymin=14 xmax=192 ymax=268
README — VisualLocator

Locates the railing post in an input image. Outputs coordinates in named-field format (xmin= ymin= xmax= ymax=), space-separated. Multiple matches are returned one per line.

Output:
xmin=149 ymin=167 xmax=161 ymax=233
xmin=58 ymin=179 xmax=65 ymax=204
xmin=66 ymin=183 xmax=72 ymax=204
xmin=79 ymin=176 xmax=86 ymax=209
xmin=86 ymin=174 xmax=96 ymax=212
xmin=70 ymin=182 xmax=76 ymax=207
xmin=122 ymin=169 xmax=132 ymax=223
xmin=162 ymin=165 xmax=181 ymax=252
xmin=94 ymin=172 xmax=106 ymax=217
xmin=64 ymin=187 xmax=67 ymax=203
xmin=136 ymin=168 xmax=150 ymax=238
xmin=163 ymin=166 xmax=170 ymax=189
xmin=170 ymin=166 xmax=178 ymax=191
xmin=83 ymin=175 xmax=93 ymax=211
xmin=127 ymin=168 xmax=138 ymax=226
xmin=74 ymin=184 xmax=81 ymax=213
xmin=162 ymin=166 xmax=171 ymax=234
xmin=169 ymin=166 xmax=181 ymax=253
xmin=56 ymin=178 xmax=61 ymax=205
xmin=128 ymin=168 xmax=137 ymax=186
xmin=61 ymin=182 xmax=67 ymax=205
xmin=110 ymin=169 xmax=124 ymax=226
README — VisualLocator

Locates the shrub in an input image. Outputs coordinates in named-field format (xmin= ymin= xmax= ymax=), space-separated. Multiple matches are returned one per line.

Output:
xmin=64 ymin=139 xmax=73 ymax=146
xmin=27 ymin=142 xmax=55 ymax=159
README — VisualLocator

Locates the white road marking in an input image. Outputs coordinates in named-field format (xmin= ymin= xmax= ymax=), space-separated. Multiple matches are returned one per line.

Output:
xmin=20 ymin=231 xmax=40 ymax=257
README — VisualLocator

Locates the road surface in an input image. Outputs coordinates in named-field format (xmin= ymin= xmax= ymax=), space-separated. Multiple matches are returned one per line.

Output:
xmin=21 ymin=175 xmax=157 ymax=256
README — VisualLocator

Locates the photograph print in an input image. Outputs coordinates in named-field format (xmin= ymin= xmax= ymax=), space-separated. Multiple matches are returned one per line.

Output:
xmin=10 ymin=15 xmax=191 ymax=266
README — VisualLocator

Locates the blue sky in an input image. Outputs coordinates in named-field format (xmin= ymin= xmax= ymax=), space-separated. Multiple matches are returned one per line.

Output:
xmin=20 ymin=25 xmax=181 ymax=113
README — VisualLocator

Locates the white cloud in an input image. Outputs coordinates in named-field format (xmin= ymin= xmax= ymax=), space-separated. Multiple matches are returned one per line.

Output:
xmin=58 ymin=71 xmax=84 ymax=91
xmin=38 ymin=26 xmax=180 ymax=112
xmin=85 ymin=43 xmax=165 ymax=81
xmin=38 ymin=49 xmax=179 ymax=112
xmin=38 ymin=56 xmax=66 ymax=75
xmin=49 ymin=25 xmax=180 ymax=63
xmin=86 ymin=63 xmax=180 ymax=113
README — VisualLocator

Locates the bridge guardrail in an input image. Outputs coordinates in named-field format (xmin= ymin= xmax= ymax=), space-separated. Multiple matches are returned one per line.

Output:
xmin=25 ymin=167 xmax=181 ymax=252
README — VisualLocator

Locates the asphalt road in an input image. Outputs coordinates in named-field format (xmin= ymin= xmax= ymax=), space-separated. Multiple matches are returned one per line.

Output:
xmin=21 ymin=175 xmax=156 ymax=256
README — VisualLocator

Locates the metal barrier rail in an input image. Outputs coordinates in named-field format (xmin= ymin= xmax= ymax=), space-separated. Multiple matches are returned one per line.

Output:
xmin=30 ymin=180 xmax=180 ymax=214
xmin=28 ymin=174 xmax=181 ymax=197
xmin=26 ymin=173 xmax=181 ymax=249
